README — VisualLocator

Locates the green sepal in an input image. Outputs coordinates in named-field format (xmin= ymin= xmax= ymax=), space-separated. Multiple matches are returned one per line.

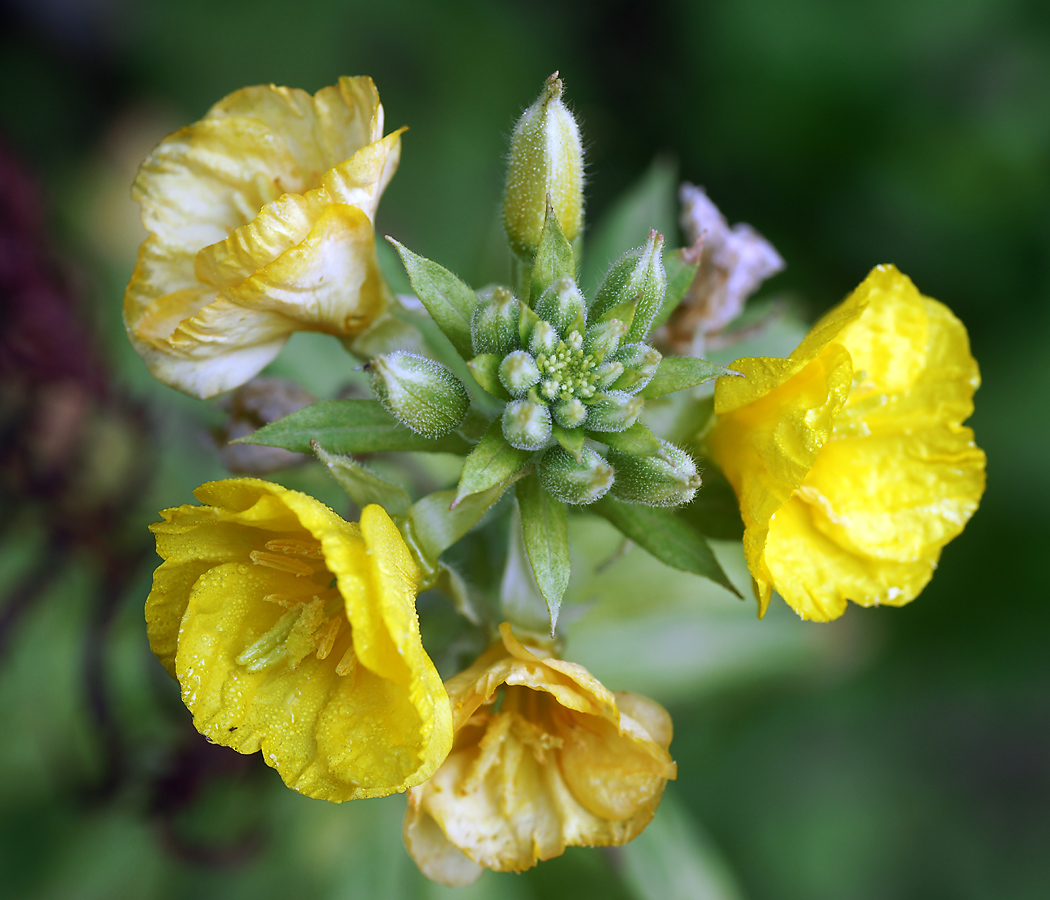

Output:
xmin=596 ymin=298 xmax=638 ymax=330
xmin=553 ymin=422 xmax=586 ymax=462
xmin=649 ymin=248 xmax=701 ymax=331
xmin=467 ymin=354 xmax=513 ymax=400
xmin=592 ymin=421 xmax=662 ymax=457
xmin=590 ymin=496 xmax=741 ymax=597
xmin=233 ymin=400 xmax=472 ymax=455
xmin=388 ymin=238 xmax=476 ymax=360
xmin=312 ymin=442 xmax=411 ymax=516
xmin=402 ymin=476 xmax=522 ymax=587
xmin=454 ymin=418 xmax=535 ymax=505
xmin=518 ymin=301 xmax=542 ymax=347
xmin=516 ymin=473 xmax=570 ymax=634
xmin=529 ymin=202 xmax=576 ymax=306
xmin=638 ymin=357 xmax=737 ymax=399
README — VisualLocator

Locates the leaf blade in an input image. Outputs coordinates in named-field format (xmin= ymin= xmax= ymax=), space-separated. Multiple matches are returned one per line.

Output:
xmin=454 ymin=418 xmax=534 ymax=504
xmin=517 ymin=473 xmax=570 ymax=633
xmin=638 ymin=357 xmax=737 ymax=399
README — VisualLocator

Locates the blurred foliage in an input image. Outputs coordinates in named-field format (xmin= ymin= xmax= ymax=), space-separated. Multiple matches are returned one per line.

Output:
xmin=1 ymin=0 xmax=1047 ymax=898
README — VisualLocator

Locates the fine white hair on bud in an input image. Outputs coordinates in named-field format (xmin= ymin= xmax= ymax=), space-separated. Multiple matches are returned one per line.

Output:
xmin=503 ymin=72 xmax=585 ymax=261
xmin=607 ymin=440 xmax=702 ymax=507
xmin=369 ymin=351 xmax=470 ymax=439
xmin=501 ymin=399 xmax=552 ymax=451
xmin=539 ymin=445 xmax=615 ymax=505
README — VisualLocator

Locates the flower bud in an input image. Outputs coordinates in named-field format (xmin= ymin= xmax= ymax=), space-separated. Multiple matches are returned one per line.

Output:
xmin=607 ymin=441 xmax=702 ymax=507
xmin=535 ymin=276 xmax=586 ymax=336
xmin=499 ymin=350 xmax=541 ymax=397
xmin=583 ymin=318 xmax=626 ymax=360
xmin=472 ymin=286 xmax=521 ymax=356
xmin=539 ymin=445 xmax=615 ymax=505
xmin=592 ymin=360 xmax=625 ymax=390
xmin=528 ymin=319 xmax=560 ymax=357
xmin=553 ymin=397 xmax=588 ymax=429
xmin=503 ymin=73 xmax=585 ymax=261
xmin=502 ymin=399 xmax=552 ymax=451
xmin=584 ymin=390 xmax=644 ymax=433
xmin=591 ymin=230 xmax=667 ymax=341
xmin=609 ymin=343 xmax=662 ymax=394
xmin=370 ymin=351 xmax=470 ymax=438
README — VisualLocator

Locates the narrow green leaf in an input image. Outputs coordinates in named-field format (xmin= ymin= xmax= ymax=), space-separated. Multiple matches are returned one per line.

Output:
xmin=234 ymin=400 xmax=471 ymax=454
xmin=518 ymin=293 xmax=542 ymax=346
xmin=312 ymin=443 xmax=410 ymax=516
xmin=454 ymin=418 xmax=534 ymax=505
xmin=404 ymin=477 xmax=520 ymax=572
xmin=467 ymin=354 xmax=512 ymax=400
xmin=388 ymin=238 xmax=476 ymax=359
xmin=553 ymin=423 xmax=585 ymax=461
xmin=529 ymin=202 xmax=576 ymax=305
xmin=649 ymin=248 xmax=700 ymax=331
xmin=591 ymin=421 xmax=661 ymax=457
xmin=591 ymin=497 xmax=741 ymax=596
xmin=517 ymin=473 xmax=570 ymax=633
xmin=639 ymin=357 xmax=737 ymax=399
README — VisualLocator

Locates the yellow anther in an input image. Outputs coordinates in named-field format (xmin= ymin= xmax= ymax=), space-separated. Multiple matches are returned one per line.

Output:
xmin=250 ymin=550 xmax=317 ymax=577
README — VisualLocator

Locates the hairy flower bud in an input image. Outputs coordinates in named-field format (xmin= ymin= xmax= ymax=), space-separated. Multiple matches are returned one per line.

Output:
xmin=499 ymin=350 xmax=541 ymax=397
xmin=535 ymin=276 xmax=586 ymax=336
xmin=539 ymin=445 xmax=615 ymax=505
xmin=552 ymin=397 xmax=588 ymax=429
xmin=502 ymin=399 xmax=552 ymax=450
xmin=472 ymin=286 xmax=522 ymax=356
xmin=370 ymin=352 xmax=470 ymax=438
xmin=528 ymin=320 xmax=561 ymax=357
xmin=607 ymin=441 xmax=702 ymax=507
xmin=584 ymin=391 xmax=644 ymax=433
xmin=583 ymin=318 xmax=626 ymax=359
xmin=591 ymin=230 xmax=667 ymax=341
xmin=503 ymin=73 xmax=584 ymax=261
xmin=610 ymin=343 xmax=662 ymax=394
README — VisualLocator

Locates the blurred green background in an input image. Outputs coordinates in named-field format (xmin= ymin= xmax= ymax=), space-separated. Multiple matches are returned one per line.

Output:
xmin=1 ymin=0 xmax=1047 ymax=898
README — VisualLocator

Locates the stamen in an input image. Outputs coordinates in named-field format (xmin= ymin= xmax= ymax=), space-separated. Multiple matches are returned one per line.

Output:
xmin=335 ymin=643 xmax=358 ymax=680
xmin=249 ymin=550 xmax=316 ymax=577
xmin=262 ymin=593 xmax=298 ymax=607
xmin=236 ymin=606 xmax=301 ymax=671
xmin=315 ymin=617 xmax=342 ymax=660
xmin=263 ymin=538 xmax=324 ymax=559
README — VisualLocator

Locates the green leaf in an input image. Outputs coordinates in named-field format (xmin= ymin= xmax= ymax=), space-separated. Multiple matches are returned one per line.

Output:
xmin=553 ymin=423 xmax=585 ymax=461
xmin=518 ymin=301 xmax=542 ymax=346
xmin=675 ymin=464 xmax=744 ymax=541
xmin=387 ymin=238 xmax=476 ymax=359
xmin=649 ymin=248 xmax=700 ymax=331
xmin=639 ymin=357 xmax=737 ymax=399
xmin=404 ymin=477 xmax=521 ymax=578
xmin=529 ymin=202 xmax=576 ymax=305
xmin=467 ymin=354 xmax=512 ymax=400
xmin=591 ymin=421 xmax=661 ymax=457
xmin=516 ymin=473 xmax=570 ymax=633
xmin=591 ymin=497 xmax=741 ymax=596
xmin=312 ymin=443 xmax=411 ymax=516
xmin=454 ymin=418 xmax=534 ymax=505
xmin=234 ymin=400 xmax=472 ymax=454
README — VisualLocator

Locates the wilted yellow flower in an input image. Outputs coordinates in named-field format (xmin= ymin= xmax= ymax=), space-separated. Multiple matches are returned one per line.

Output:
xmin=146 ymin=478 xmax=452 ymax=801
xmin=709 ymin=265 xmax=986 ymax=621
xmin=404 ymin=623 xmax=676 ymax=886
xmin=125 ymin=77 xmax=401 ymax=398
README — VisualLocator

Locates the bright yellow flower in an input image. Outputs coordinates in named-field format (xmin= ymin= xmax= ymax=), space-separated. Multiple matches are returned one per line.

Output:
xmin=125 ymin=77 xmax=401 ymax=398
xmin=709 ymin=265 xmax=986 ymax=621
xmin=146 ymin=478 xmax=452 ymax=801
xmin=404 ymin=623 xmax=676 ymax=886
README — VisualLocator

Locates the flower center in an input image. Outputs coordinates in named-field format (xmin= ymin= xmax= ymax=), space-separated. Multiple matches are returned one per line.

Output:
xmin=534 ymin=331 xmax=598 ymax=402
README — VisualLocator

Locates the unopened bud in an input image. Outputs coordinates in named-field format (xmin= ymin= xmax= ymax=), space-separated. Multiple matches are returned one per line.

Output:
xmin=528 ymin=319 xmax=560 ymax=357
xmin=472 ymin=286 xmax=521 ymax=356
xmin=592 ymin=359 xmax=625 ymax=389
xmin=370 ymin=352 xmax=470 ymax=438
xmin=499 ymin=350 xmax=541 ymax=397
xmin=503 ymin=73 xmax=585 ymax=261
xmin=539 ymin=445 xmax=615 ymax=505
xmin=584 ymin=390 xmax=644 ymax=433
xmin=502 ymin=399 xmax=552 ymax=451
xmin=535 ymin=276 xmax=586 ymax=336
xmin=607 ymin=441 xmax=702 ymax=507
xmin=553 ymin=397 xmax=588 ymax=429
xmin=610 ymin=343 xmax=662 ymax=393
xmin=591 ymin=230 xmax=667 ymax=341
xmin=583 ymin=318 xmax=626 ymax=360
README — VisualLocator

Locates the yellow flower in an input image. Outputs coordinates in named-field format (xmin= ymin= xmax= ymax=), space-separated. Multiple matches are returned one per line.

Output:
xmin=404 ymin=623 xmax=676 ymax=886
xmin=709 ymin=265 xmax=986 ymax=621
xmin=125 ymin=77 xmax=402 ymax=398
xmin=146 ymin=478 xmax=452 ymax=801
